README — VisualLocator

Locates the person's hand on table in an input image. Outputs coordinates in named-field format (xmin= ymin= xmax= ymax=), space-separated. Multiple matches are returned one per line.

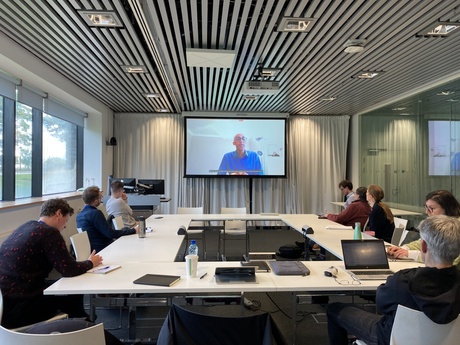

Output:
xmin=134 ymin=224 xmax=139 ymax=233
xmin=88 ymin=250 xmax=103 ymax=267
xmin=387 ymin=246 xmax=409 ymax=258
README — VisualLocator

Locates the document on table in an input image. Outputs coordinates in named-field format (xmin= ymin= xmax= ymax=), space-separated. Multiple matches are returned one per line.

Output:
xmin=87 ymin=265 xmax=121 ymax=274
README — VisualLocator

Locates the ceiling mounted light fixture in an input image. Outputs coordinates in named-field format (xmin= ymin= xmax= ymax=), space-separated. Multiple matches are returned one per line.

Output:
xmin=122 ymin=65 xmax=148 ymax=73
xmin=243 ymin=95 xmax=258 ymax=101
xmin=277 ymin=17 xmax=316 ymax=32
xmin=320 ymin=96 xmax=336 ymax=101
xmin=437 ymin=90 xmax=455 ymax=96
xmin=144 ymin=93 xmax=161 ymax=98
xmin=392 ymin=107 xmax=406 ymax=111
xmin=343 ymin=39 xmax=367 ymax=53
xmin=353 ymin=71 xmax=383 ymax=79
xmin=155 ymin=108 xmax=168 ymax=112
xmin=418 ymin=22 xmax=460 ymax=37
xmin=79 ymin=11 xmax=123 ymax=27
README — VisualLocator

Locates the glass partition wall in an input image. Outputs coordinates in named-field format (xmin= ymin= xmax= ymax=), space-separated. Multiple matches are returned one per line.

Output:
xmin=359 ymin=78 xmax=460 ymax=224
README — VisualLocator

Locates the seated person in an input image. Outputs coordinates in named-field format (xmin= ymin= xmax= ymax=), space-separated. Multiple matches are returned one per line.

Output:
xmin=105 ymin=180 xmax=137 ymax=228
xmin=324 ymin=186 xmax=370 ymax=228
xmin=76 ymin=186 xmax=137 ymax=252
xmin=218 ymin=133 xmax=263 ymax=175
xmin=327 ymin=215 xmax=460 ymax=345
xmin=388 ymin=190 xmax=460 ymax=264
xmin=0 ymin=198 xmax=103 ymax=329
xmin=365 ymin=184 xmax=394 ymax=243
xmin=338 ymin=179 xmax=355 ymax=208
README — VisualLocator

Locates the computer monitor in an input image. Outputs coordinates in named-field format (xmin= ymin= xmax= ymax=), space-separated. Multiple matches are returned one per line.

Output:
xmin=137 ymin=179 xmax=165 ymax=195
xmin=108 ymin=177 xmax=137 ymax=194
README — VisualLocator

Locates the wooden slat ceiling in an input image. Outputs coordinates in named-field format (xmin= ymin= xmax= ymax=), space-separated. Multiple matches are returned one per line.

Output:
xmin=1 ymin=0 xmax=460 ymax=115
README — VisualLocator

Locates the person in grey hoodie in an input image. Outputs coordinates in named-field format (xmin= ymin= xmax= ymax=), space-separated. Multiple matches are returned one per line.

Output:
xmin=326 ymin=215 xmax=460 ymax=345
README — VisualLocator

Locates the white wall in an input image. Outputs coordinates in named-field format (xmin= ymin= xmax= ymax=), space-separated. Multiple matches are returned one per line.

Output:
xmin=0 ymin=196 xmax=84 ymax=246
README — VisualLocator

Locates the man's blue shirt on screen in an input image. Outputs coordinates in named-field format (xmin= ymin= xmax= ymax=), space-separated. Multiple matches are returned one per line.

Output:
xmin=218 ymin=150 xmax=263 ymax=175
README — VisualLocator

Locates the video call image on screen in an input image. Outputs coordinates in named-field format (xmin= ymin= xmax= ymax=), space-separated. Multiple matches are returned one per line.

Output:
xmin=428 ymin=121 xmax=460 ymax=176
xmin=185 ymin=117 xmax=286 ymax=177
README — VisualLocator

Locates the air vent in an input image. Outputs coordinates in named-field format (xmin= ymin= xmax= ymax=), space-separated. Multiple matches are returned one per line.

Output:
xmin=242 ymin=81 xmax=280 ymax=95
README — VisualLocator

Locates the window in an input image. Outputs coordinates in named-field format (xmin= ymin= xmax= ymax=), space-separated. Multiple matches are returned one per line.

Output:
xmin=43 ymin=114 xmax=77 ymax=194
xmin=15 ymin=102 xmax=32 ymax=198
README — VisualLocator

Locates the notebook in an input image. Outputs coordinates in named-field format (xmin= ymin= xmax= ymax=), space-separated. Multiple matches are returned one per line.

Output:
xmin=341 ymin=239 xmax=394 ymax=280
xmin=133 ymin=274 xmax=181 ymax=287
xmin=214 ymin=267 xmax=258 ymax=284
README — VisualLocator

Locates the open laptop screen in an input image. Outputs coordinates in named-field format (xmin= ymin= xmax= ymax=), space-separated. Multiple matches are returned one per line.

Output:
xmin=341 ymin=240 xmax=390 ymax=270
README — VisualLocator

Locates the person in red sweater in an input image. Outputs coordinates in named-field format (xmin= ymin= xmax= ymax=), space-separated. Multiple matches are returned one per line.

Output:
xmin=325 ymin=186 xmax=371 ymax=229
xmin=0 ymin=198 xmax=103 ymax=329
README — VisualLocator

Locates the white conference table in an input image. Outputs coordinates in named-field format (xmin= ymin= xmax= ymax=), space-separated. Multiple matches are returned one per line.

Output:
xmin=331 ymin=201 xmax=423 ymax=217
xmin=45 ymin=213 xmax=421 ymax=344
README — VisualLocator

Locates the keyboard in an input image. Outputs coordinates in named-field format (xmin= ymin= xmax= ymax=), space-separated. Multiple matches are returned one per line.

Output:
xmin=352 ymin=270 xmax=394 ymax=275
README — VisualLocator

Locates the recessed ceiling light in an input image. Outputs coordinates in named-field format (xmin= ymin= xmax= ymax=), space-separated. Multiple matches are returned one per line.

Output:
xmin=446 ymin=99 xmax=459 ymax=102
xmin=400 ymin=113 xmax=411 ymax=116
xmin=144 ymin=93 xmax=161 ymax=98
xmin=320 ymin=96 xmax=336 ymax=101
xmin=436 ymin=90 xmax=455 ymax=96
xmin=122 ymin=65 xmax=148 ymax=73
xmin=417 ymin=22 xmax=460 ymax=37
xmin=392 ymin=107 xmax=406 ymax=111
xmin=79 ymin=11 xmax=123 ymax=27
xmin=353 ymin=71 xmax=382 ymax=79
xmin=277 ymin=17 xmax=316 ymax=32
xmin=155 ymin=108 xmax=168 ymax=112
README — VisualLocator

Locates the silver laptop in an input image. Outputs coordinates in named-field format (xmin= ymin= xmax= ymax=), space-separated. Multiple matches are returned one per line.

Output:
xmin=214 ymin=267 xmax=258 ymax=284
xmin=341 ymin=239 xmax=394 ymax=280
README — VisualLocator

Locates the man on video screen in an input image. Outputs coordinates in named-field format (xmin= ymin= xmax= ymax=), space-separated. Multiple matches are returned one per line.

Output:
xmin=217 ymin=133 xmax=263 ymax=175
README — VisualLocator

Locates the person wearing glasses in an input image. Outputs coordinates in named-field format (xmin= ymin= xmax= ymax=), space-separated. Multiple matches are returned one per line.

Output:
xmin=76 ymin=186 xmax=137 ymax=252
xmin=327 ymin=215 xmax=460 ymax=345
xmin=217 ymin=133 xmax=263 ymax=175
xmin=338 ymin=180 xmax=355 ymax=208
xmin=387 ymin=190 xmax=460 ymax=263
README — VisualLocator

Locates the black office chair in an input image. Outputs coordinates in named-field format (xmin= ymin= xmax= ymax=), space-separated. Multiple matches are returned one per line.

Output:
xmin=157 ymin=304 xmax=286 ymax=345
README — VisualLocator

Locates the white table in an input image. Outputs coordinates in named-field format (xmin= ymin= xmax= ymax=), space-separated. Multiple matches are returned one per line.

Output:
xmin=331 ymin=202 xmax=423 ymax=217
xmin=45 ymin=213 xmax=422 ymax=344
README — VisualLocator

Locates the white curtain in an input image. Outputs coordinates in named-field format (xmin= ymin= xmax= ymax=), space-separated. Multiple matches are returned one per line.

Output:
xmin=114 ymin=114 xmax=349 ymax=215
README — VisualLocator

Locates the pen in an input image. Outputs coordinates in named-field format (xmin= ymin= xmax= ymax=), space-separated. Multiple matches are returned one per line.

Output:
xmin=199 ymin=272 xmax=207 ymax=279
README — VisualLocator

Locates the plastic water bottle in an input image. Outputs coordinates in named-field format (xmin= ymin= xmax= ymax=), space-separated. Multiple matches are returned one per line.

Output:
xmin=354 ymin=222 xmax=362 ymax=240
xmin=188 ymin=240 xmax=198 ymax=256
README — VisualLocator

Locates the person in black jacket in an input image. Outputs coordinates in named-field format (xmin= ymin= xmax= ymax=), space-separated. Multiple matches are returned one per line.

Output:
xmin=365 ymin=184 xmax=395 ymax=243
xmin=326 ymin=215 xmax=460 ymax=345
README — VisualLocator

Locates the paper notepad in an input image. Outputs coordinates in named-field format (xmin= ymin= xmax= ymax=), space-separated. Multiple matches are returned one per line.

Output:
xmin=133 ymin=274 xmax=181 ymax=287
xmin=87 ymin=265 xmax=121 ymax=274
xmin=325 ymin=225 xmax=353 ymax=230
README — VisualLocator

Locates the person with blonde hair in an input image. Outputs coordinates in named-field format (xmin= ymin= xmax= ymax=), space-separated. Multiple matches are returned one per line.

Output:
xmin=365 ymin=184 xmax=394 ymax=243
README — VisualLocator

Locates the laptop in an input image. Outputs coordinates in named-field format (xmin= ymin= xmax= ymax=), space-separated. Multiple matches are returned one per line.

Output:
xmin=341 ymin=239 xmax=395 ymax=280
xmin=214 ymin=267 xmax=258 ymax=284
